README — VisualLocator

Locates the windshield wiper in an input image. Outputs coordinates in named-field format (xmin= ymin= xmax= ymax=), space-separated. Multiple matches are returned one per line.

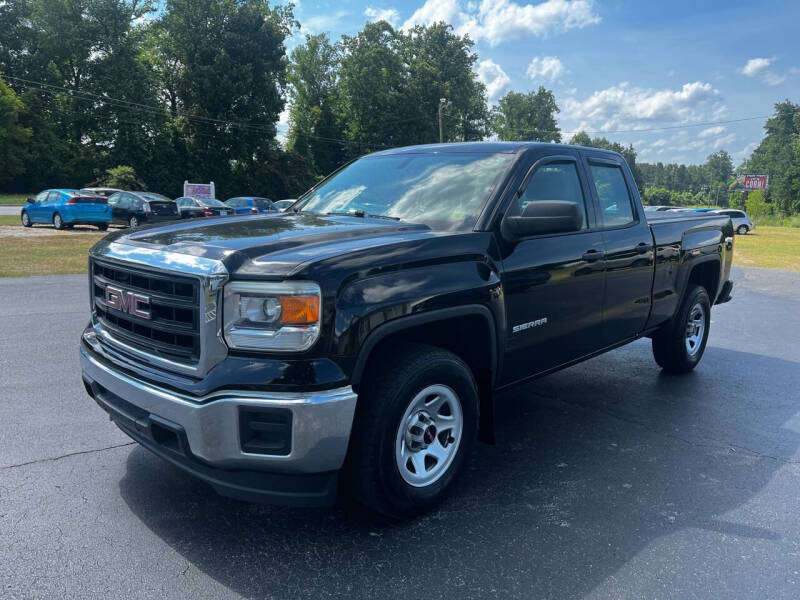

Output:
xmin=326 ymin=210 xmax=401 ymax=221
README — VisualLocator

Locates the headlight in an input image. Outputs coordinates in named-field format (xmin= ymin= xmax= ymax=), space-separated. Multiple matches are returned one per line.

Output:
xmin=223 ymin=281 xmax=321 ymax=352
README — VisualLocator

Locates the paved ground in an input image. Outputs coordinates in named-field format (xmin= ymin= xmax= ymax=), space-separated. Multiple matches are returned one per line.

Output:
xmin=0 ymin=205 xmax=22 ymax=216
xmin=1 ymin=267 xmax=799 ymax=599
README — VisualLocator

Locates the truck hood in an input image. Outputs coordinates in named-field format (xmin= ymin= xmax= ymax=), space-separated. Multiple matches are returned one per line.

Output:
xmin=108 ymin=212 xmax=437 ymax=278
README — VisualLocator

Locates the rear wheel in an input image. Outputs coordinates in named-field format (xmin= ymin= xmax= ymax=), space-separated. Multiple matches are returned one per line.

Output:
xmin=96 ymin=223 xmax=108 ymax=231
xmin=737 ymin=225 xmax=749 ymax=235
xmin=21 ymin=212 xmax=31 ymax=227
xmin=129 ymin=216 xmax=139 ymax=228
xmin=652 ymin=284 xmax=711 ymax=373
xmin=345 ymin=344 xmax=478 ymax=519
xmin=52 ymin=213 xmax=64 ymax=230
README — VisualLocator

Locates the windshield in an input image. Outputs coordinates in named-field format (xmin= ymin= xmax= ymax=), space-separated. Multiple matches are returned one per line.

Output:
xmin=295 ymin=152 xmax=514 ymax=231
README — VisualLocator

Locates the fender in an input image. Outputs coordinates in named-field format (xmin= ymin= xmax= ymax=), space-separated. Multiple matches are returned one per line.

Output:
xmin=350 ymin=304 xmax=499 ymax=388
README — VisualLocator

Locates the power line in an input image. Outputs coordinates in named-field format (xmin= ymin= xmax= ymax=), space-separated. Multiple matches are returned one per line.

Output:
xmin=2 ymin=73 xmax=392 ymax=148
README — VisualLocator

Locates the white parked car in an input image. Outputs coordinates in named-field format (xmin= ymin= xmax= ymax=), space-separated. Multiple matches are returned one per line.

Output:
xmin=713 ymin=209 xmax=755 ymax=234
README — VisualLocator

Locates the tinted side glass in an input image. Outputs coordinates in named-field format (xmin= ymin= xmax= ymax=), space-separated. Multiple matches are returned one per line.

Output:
xmin=589 ymin=164 xmax=636 ymax=228
xmin=35 ymin=191 xmax=49 ymax=203
xmin=46 ymin=191 xmax=61 ymax=202
xmin=517 ymin=161 xmax=588 ymax=229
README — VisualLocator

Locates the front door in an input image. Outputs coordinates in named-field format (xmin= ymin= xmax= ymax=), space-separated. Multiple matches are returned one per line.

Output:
xmin=498 ymin=152 xmax=607 ymax=385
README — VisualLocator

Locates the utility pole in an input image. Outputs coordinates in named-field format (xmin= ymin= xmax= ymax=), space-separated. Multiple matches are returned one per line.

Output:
xmin=438 ymin=98 xmax=446 ymax=143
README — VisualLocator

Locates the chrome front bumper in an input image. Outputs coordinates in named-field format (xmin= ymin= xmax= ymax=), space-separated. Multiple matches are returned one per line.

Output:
xmin=80 ymin=346 xmax=358 ymax=475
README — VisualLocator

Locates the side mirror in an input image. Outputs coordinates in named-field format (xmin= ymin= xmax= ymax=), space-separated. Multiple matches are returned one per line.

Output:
xmin=502 ymin=200 xmax=583 ymax=241
xmin=26 ymin=197 xmax=35 ymax=204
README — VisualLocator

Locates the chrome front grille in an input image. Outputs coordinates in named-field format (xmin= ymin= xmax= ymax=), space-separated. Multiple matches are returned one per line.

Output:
xmin=87 ymin=239 xmax=229 ymax=378
xmin=92 ymin=260 xmax=200 ymax=362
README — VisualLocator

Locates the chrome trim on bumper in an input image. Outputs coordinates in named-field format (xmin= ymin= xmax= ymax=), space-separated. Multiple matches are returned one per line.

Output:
xmin=80 ymin=346 xmax=358 ymax=473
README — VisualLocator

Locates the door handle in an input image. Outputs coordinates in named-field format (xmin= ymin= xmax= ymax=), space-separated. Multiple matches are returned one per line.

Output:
xmin=582 ymin=249 xmax=605 ymax=262
xmin=635 ymin=242 xmax=654 ymax=254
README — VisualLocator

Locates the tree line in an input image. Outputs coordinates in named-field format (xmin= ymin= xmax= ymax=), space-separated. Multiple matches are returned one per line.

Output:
xmin=0 ymin=0 xmax=798 ymax=215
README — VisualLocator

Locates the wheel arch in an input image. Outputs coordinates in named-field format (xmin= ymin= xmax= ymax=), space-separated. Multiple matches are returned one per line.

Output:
xmin=685 ymin=256 xmax=721 ymax=303
xmin=351 ymin=305 xmax=498 ymax=443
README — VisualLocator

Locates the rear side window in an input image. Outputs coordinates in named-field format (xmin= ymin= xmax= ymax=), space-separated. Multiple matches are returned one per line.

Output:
xmin=517 ymin=162 xmax=588 ymax=229
xmin=589 ymin=164 xmax=636 ymax=228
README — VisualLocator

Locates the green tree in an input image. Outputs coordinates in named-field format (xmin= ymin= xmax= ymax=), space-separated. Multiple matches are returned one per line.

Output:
xmin=744 ymin=101 xmax=800 ymax=215
xmin=491 ymin=88 xmax=560 ymax=142
xmin=97 ymin=165 xmax=147 ymax=190
xmin=337 ymin=21 xmax=408 ymax=155
xmin=152 ymin=0 xmax=295 ymax=191
xmin=287 ymin=34 xmax=342 ymax=176
xmin=400 ymin=23 xmax=488 ymax=143
xmin=0 ymin=78 xmax=32 ymax=187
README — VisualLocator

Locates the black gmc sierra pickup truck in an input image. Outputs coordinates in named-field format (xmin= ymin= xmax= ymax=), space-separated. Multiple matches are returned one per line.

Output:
xmin=80 ymin=142 xmax=734 ymax=518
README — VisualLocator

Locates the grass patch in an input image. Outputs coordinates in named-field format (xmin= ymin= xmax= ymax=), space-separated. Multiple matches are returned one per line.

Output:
xmin=0 ymin=194 xmax=32 ymax=205
xmin=0 ymin=233 xmax=104 ymax=277
xmin=0 ymin=215 xmax=21 ymax=226
xmin=733 ymin=226 xmax=800 ymax=271
xmin=753 ymin=215 xmax=800 ymax=228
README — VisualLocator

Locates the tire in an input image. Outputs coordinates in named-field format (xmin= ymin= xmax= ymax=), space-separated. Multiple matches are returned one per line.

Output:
xmin=129 ymin=216 xmax=139 ymax=228
xmin=96 ymin=223 xmax=108 ymax=231
xmin=53 ymin=213 xmax=64 ymax=230
xmin=345 ymin=344 xmax=479 ymax=519
xmin=737 ymin=225 xmax=749 ymax=235
xmin=652 ymin=284 xmax=711 ymax=373
xmin=21 ymin=212 xmax=31 ymax=227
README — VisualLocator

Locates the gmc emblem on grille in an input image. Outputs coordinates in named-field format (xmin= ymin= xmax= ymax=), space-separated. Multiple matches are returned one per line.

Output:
xmin=104 ymin=285 xmax=151 ymax=319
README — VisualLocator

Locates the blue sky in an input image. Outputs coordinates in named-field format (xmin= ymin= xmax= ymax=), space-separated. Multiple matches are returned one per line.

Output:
xmin=281 ymin=0 xmax=800 ymax=165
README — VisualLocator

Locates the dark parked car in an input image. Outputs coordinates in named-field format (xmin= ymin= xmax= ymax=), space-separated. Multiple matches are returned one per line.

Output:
xmin=225 ymin=196 xmax=277 ymax=215
xmin=175 ymin=196 xmax=232 ymax=218
xmin=22 ymin=188 xmax=111 ymax=230
xmin=107 ymin=191 xmax=179 ymax=228
xmin=81 ymin=142 xmax=735 ymax=519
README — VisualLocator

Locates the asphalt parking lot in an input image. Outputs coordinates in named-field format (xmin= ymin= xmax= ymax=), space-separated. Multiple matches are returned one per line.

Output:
xmin=2 ymin=267 xmax=799 ymax=599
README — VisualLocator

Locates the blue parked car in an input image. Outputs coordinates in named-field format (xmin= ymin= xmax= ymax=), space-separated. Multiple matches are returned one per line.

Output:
xmin=224 ymin=196 xmax=277 ymax=215
xmin=21 ymin=189 xmax=111 ymax=230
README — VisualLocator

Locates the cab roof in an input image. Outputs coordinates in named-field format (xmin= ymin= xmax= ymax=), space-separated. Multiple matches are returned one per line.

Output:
xmin=369 ymin=141 xmax=624 ymax=159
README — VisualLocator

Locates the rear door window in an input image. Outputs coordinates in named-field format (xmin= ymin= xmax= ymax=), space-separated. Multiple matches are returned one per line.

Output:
xmin=589 ymin=164 xmax=636 ymax=228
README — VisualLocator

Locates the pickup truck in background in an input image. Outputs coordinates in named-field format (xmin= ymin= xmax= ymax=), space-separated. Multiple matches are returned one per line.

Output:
xmin=80 ymin=142 xmax=734 ymax=519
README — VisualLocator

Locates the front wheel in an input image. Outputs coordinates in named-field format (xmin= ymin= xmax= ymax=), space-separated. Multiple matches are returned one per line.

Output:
xmin=21 ymin=212 xmax=32 ymax=227
xmin=652 ymin=284 xmax=711 ymax=373
xmin=737 ymin=225 xmax=749 ymax=235
xmin=53 ymin=213 xmax=64 ymax=230
xmin=345 ymin=344 xmax=478 ymax=519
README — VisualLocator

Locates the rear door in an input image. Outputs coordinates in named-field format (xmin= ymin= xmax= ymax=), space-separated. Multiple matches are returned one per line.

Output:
xmin=498 ymin=150 xmax=607 ymax=384
xmin=583 ymin=153 xmax=655 ymax=346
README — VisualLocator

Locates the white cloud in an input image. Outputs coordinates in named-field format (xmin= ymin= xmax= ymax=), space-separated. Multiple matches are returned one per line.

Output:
xmin=303 ymin=10 xmax=349 ymax=33
xmin=476 ymin=59 xmax=510 ymax=102
xmin=526 ymin=56 xmax=564 ymax=82
xmin=563 ymin=81 xmax=725 ymax=132
xmin=763 ymin=71 xmax=786 ymax=86
xmin=741 ymin=57 xmax=772 ymax=77
xmin=364 ymin=6 xmax=401 ymax=27
xmin=698 ymin=125 xmax=725 ymax=138
xmin=402 ymin=0 xmax=600 ymax=47
xmin=740 ymin=57 xmax=786 ymax=87
xmin=651 ymin=139 xmax=667 ymax=147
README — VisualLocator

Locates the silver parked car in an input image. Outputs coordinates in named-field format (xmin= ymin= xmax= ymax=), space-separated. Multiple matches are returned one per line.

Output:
xmin=713 ymin=209 xmax=755 ymax=234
